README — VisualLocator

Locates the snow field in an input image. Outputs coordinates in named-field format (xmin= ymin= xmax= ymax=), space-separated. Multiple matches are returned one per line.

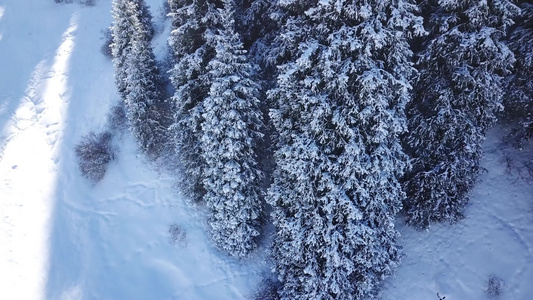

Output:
xmin=381 ymin=128 xmax=533 ymax=300
xmin=0 ymin=1 xmax=81 ymax=298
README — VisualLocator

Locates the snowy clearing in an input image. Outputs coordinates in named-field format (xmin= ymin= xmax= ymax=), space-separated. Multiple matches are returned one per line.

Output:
xmin=381 ymin=128 xmax=533 ymax=300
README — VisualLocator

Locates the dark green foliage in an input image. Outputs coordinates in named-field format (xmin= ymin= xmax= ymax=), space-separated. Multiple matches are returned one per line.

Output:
xmin=505 ymin=3 xmax=533 ymax=147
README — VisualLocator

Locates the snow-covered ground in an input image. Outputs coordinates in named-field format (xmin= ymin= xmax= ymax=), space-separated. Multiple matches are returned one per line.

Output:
xmin=0 ymin=1 xmax=266 ymax=299
xmin=381 ymin=129 xmax=533 ymax=300
xmin=0 ymin=1 xmax=531 ymax=300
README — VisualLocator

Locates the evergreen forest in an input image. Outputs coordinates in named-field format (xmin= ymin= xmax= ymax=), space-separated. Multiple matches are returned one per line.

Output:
xmin=106 ymin=0 xmax=533 ymax=298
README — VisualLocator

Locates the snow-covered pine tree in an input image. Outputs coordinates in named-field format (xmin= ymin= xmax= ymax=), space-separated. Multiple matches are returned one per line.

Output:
xmin=111 ymin=0 xmax=154 ymax=98
xmin=236 ymin=0 xmax=280 ymax=193
xmin=111 ymin=0 xmax=164 ymax=155
xmin=404 ymin=0 xmax=519 ymax=227
xmin=201 ymin=0 xmax=264 ymax=258
xmin=505 ymin=2 xmax=533 ymax=146
xmin=111 ymin=0 xmax=134 ymax=99
xmin=134 ymin=0 xmax=155 ymax=40
xmin=124 ymin=0 xmax=166 ymax=155
xmin=168 ymin=0 xmax=218 ymax=203
xmin=267 ymin=1 xmax=424 ymax=298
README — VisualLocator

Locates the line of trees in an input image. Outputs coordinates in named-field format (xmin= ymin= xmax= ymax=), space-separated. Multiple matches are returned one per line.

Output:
xmin=109 ymin=0 xmax=532 ymax=298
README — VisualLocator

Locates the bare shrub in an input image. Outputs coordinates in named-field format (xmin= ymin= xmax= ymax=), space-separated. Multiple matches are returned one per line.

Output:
xmin=486 ymin=274 xmax=505 ymax=298
xmin=75 ymin=131 xmax=116 ymax=183
xmin=100 ymin=28 xmax=113 ymax=59
xmin=168 ymin=224 xmax=187 ymax=247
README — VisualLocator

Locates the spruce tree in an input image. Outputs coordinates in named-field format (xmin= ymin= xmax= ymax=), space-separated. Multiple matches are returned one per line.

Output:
xmin=201 ymin=0 xmax=264 ymax=258
xmin=168 ymin=0 xmax=218 ymax=203
xmin=111 ymin=0 xmax=134 ymax=98
xmin=404 ymin=0 xmax=519 ymax=227
xmin=111 ymin=0 xmax=154 ymax=98
xmin=111 ymin=0 xmax=164 ymax=155
xmin=134 ymin=0 xmax=155 ymax=40
xmin=268 ymin=1 xmax=424 ymax=298
xmin=505 ymin=2 xmax=533 ymax=146
xmin=236 ymin=0 xmax=279 ymax=192
xmin=125 ymin=0 xmax=165 ymax=154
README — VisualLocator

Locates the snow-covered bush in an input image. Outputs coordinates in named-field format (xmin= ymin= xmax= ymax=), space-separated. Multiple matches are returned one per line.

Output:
xmin=75 ymin=131 xmax=116 ymax=183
